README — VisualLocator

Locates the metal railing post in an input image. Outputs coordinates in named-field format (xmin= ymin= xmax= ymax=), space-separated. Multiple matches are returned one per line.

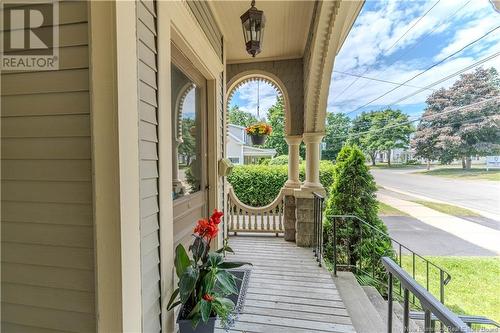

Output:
xmin=387 ymin=272 xmax=393 ymax=333
xmin=440 ymin=270 xmax=445 ymax=305
xmin=319 ymin=196 xmax=323 ymax=267
xmin=403 ymin=288 xmax=409 ymax=333
xmin=333 ymin=216 xmax=337 ymax=277
xmin=424 ymin=309 xmax=433 ymax=333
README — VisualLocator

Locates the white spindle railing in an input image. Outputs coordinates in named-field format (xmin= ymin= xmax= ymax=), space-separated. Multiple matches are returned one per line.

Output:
xmin=226 ymin=185 xmax=285 ymax=234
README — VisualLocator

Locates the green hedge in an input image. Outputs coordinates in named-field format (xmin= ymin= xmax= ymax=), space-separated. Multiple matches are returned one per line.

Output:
xmin=227 ymin=161 xmax=335 ymax=206
xmin=269 ymin=155 xmax=303 ymax=165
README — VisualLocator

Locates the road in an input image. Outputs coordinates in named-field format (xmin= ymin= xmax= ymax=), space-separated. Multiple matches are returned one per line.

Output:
xmin=371 ymin=168 xmax=500 ymax=220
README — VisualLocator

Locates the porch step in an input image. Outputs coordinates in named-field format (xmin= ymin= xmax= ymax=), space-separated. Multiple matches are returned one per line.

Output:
xmin=362 ymin=286 xmax=421 ymax=333
xmin=333 ymin=272 xmax=385 ymax=333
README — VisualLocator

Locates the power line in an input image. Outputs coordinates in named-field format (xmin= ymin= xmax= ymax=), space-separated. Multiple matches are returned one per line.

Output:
xmin=385 ymin=52 xmax=500 ymax=108
xmin=333 ymin=70 xmax=436 ymax=91
xmin=333 ymin=96 xmax=500 ymax=140
xmin=332 ymin=0 xmax=442 ymax=101
xmin=337 ymin=0 xmax=472 ymax=103
xmin=342 ymin=25 xmax=500 ymax=116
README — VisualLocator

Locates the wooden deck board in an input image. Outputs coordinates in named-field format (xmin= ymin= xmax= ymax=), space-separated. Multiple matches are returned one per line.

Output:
xmin=215 ymin=236 xmax=357 ymax=333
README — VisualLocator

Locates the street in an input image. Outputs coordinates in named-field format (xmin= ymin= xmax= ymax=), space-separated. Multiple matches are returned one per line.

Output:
xmin=371 ymin=168 xmax=500 ymax=220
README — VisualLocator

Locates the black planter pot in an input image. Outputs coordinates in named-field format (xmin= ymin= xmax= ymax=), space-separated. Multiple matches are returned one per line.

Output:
xmin=250 ymin=134 xmax=267 ymax=146
xmin=177 ymin=313 xmax=216 ymax=333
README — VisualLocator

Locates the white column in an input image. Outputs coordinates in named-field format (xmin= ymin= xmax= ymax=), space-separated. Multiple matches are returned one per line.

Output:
xmin=301 ymin=132 xmax=324 ymax=189
xmin=285 ymin=135 xmax=302 ymax=188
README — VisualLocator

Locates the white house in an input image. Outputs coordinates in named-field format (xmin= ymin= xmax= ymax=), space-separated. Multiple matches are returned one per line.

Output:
xmin=227 ymin=124 xmax=277 ymax=164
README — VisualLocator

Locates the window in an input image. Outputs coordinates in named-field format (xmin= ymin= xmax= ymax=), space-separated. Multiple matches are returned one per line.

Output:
xmin=171 ymin=64 xmax=204 ymax=200
xmin=229 ymin=157 xmax=240 ymax=164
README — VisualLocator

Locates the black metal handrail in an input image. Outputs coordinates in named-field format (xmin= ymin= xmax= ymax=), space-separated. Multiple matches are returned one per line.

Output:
xmin=312 ymin=192 xmax=324 ymax=267
xmin=330 ymin=215 xmax=452 ymax=306
xmin=382 ymin=257 xmax=471 ymax=333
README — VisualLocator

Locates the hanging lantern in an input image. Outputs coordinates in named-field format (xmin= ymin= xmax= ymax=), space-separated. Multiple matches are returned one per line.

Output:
xmin=240 ymin=0 xmax=265 ymax=57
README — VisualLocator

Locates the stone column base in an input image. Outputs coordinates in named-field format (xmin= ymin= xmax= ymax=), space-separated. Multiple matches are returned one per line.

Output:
xmin=283 ymin=195 xmax=296 ymax=242
xmin=295 ymin=197 xmax=314 ymax=247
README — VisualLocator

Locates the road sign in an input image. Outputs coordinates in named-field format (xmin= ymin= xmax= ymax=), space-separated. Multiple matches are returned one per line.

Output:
xmin=486 ymin=156 xmax=500 ymax=171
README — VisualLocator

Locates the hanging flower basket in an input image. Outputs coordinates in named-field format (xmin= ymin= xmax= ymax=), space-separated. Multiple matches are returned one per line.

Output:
xmin=246 ymin=123 xmax=272 ymax=146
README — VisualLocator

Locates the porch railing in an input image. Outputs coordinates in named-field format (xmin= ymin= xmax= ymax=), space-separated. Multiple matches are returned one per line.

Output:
xmin=329 ymin=215 xmax=451 ymax=306
xmin=312 ymin=192 xmax=325 ymax=267
xmin=227 ymin=185 xmax=285 ymax=234
xmin=382 ymin=257 xmax=471 ymax=333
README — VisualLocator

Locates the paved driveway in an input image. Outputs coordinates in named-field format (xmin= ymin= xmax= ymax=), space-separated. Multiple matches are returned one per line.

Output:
xmin=382 ymin=216 xmax=497 ymax=256
xmin=371 ymin=168 xmax=500 ymax=220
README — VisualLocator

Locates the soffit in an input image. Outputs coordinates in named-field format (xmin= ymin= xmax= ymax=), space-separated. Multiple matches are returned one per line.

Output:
xmin=210 ymin=1 xmax=315 ymax=63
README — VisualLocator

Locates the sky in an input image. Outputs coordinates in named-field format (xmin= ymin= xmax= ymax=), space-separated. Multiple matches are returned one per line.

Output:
xmin=229 ymin=0 xmax=500 ymax=120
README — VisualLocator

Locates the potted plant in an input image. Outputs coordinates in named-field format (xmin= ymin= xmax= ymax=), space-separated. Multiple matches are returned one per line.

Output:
xmin=245 ymin=123 xmax=272 ymax=145
xmin=167 ymin=209 xmax=250 ymax=332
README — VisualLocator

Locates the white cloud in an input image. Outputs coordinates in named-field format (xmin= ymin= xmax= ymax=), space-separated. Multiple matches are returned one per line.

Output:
xmin=328 ymin=0 xmax=500 ymax=115
xmin=230 ymin=81 xmax=279 ymax=120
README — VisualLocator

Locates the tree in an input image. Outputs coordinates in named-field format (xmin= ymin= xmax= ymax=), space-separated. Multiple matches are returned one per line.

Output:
xmin=413 ymin=67 xmax=500 ymax=169
xmin=178 ymin=118 xmax=196 ymax=165
xmin=323 ymin=112 xmax=351 ymax=161
xmin=349 ymin=109 xmax=413 ymax=166
xmin=323 ymin=145 xmax=393 ymax=283
xmin=263 ymin=96 xmax=288 ymax=155
xmin=227 ymin=105 xmax=257 ymax=127
xmin=349 ymin=111 xmax=379 ymax=165
xmin=370 ymin=109 xmax=413 ymax=167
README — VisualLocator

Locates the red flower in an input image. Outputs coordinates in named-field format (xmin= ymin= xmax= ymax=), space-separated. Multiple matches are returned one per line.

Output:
xmin=210 ymin=209 xmax=224 ymax=225
xmin=203 ymin=294 xmax=215 ymax=302
xmin=194 ymin=216 xmax=219 ymax=240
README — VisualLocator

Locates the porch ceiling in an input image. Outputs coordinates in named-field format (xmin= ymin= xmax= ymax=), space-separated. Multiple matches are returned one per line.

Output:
xmin=210 ymin=1 xmax=315 ymax=63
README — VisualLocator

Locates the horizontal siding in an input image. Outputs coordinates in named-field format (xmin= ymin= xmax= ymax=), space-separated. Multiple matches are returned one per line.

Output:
xmin=0 ymin=2 xmax=96 ymax=332
xmin=137 ymin=1 xmax=162 ymax=332
xmin=186 ymin=1 xmax=223 ymax=60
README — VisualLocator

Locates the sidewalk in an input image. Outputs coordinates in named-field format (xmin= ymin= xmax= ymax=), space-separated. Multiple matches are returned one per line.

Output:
xmin=377 ymin=193 xmax=500 ymax=255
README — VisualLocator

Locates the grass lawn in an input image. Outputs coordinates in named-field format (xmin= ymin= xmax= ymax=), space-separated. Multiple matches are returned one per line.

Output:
xmin=417 ymin=168 xmax=500 ymax=181
xmin=414 ymin=200 xmax=481 ymax=217
xmin=378 ymin=202 xmax=409 ymax=216
xmin=400 ymin=256 xmax=500 ymax=324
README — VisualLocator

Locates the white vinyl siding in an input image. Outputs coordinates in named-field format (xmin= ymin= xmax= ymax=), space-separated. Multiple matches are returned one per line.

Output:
xmin=1 ymin=1 xmax=95 ymax=332
xmin=137 ymin=1 xmax=162 ymax=332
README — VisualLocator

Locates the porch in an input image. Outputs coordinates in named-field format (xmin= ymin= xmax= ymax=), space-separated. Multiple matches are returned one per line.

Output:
xmin=215 ymin=236 xmax=356 ymax=333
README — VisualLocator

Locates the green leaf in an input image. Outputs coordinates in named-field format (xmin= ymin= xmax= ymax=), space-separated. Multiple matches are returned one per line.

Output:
xmin=215 ymin=297 xmax=235 ymax=310
xmin=168 ymin=301 xmax=181 ymax=311
xmin=187 ymin=301 xmax=201 ymax=319
xmin=216 ymin=245 xmax=234 ymax=254
xmin=200 ymin=300 xmax=212 ymax=323
xmin=202 ymin=269 xmax=216 ymax=294
xmin=218 ymin=261 xmax=251 ymax=269
xmin=174 ymin=244 xmax=191 ymax=278
xmin=166 ymin=288 xmax=180 ymax=310
xmin=208 ymin=252 xmax=223 ymax=267
xmin=216 ymin=270 xmax=237 ymax=295
xmin=179 ymin=266 xmax=199 ymax=303
xmin=190 ymin=236 xmax=208 ymax=263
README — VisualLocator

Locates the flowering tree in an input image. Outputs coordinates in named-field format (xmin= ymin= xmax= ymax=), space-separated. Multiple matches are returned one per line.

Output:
xmin=413 ymin=67 xmax=500 ymax=169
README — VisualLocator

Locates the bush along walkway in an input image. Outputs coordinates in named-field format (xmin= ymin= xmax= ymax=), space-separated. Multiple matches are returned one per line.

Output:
xmin=377 ymin=193 xmax=500 ymax=255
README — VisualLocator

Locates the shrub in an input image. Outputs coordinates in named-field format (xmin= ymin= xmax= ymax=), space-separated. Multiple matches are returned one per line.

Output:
xmin=227 ymin=161 xmax=335 ymax=207
xmin=269 ymin=155 xmax=303 ymax=165
xmin=323 ymin=146 xmax=393 ymax=288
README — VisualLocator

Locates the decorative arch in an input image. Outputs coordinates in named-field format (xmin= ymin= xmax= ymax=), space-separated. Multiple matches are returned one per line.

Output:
xmin=226 ymin=70 xmax=292 ymax=135
xmin=174 ymin=82 xmax=196 ymax=143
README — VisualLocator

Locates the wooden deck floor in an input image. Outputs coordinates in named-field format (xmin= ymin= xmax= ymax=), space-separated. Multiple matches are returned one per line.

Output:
xmin=215 ymin=235 xmax=356 ymax=333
